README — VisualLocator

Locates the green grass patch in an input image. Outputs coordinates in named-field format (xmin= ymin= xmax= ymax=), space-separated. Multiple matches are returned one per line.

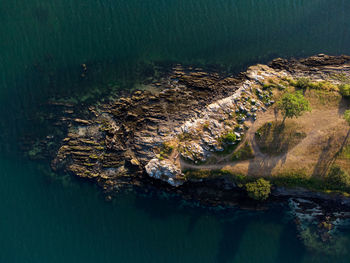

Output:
xmin=270 ymin=172 xmax=325 ymax=191
xmin=290 ymin=77 xmax=339 ymax=91
xmin=340 ymin=144 xmax=350 ymax=159
xmin=306 ymin=89 xmax=342 ymax=106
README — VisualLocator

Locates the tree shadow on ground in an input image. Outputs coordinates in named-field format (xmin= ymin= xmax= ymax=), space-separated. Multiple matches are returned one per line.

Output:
xmin=312 ymin=136 xmax=337 ymax=177
xmin=247 ymin=120 xmax=309 ymax=176
xmin=312 ymin=130 xmax=350 ymax=177
xmin=256 ymin=122 xmax=305 ymax=158
xmin=247 ymin=153 xmax=286 ymax=177
xmin=337 ymin=97 xmax=350 ymax=116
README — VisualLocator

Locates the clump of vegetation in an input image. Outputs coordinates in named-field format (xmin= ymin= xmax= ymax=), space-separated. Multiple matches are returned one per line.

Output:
xmin=339 ymin=84 xmax=350 ymax=97
xmin=177 ymin=131 xmax=197 ymax=142
xmin=306 ymin=89 xmax=342 ymax=107
xmin=318 ymin=81 xmax=338 ymax=91
xmin=277 ymin=91 xmax=311 ymax=124
xmin=326 ymin=165 xmax=350 ymax=190
xmin=245 ymin=178 xmax=271 ymax=201
xmin=183 ymin=169 xmax=233 ymax=180
xmin=255 ymin=121 xmax=306 ymax=155
xmin=263 ymin=78 xmax=286 ymax=90
xmin=184 ymin=169 xmax=211 ymax=179
xmin=345 ymin=110 xmax=350 ymax=126
xmin=290 ymin=77 xmax=338 ymax=91
xmin=331 ymin=73 xmax=350 ymax=84
xmin=270 ymin=171 xmax=325 ymax=191
xmin=159 ymin=142 xmax=174 ymax=160
xmin=231 ymin=142 xmax=254 ymax=161
xmin=222 ymin=132 xmax=237 ymax=144
xmin=263 ymin=83 xmax=275 ymax=89
xmin=295 ymin=77 xmax=312 ymax=89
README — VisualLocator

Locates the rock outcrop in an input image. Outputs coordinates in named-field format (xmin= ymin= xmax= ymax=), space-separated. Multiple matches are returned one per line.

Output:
xmin=145 ymin=159 xmax=184 ymax=187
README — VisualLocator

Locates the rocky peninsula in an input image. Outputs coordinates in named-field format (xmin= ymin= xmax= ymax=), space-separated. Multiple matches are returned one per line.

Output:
xmin=26 ymin=54 xmax=350 ymax=253
xmin=44 ymin=54 xmax=349 ymax=199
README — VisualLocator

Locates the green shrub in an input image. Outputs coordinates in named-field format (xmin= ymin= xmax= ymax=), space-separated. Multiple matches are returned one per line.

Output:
xmin=295 ymin=78 xmax=312 ymax=89
xmin=245 ymin=178 xmax=271 ymax=201
xmin=223 ymin=132 xmax=236 ymax=143
xmin=339 ymin=84 xmax=350 ymax=97
xmin=327 ymin=166 xmax=350 ymax=190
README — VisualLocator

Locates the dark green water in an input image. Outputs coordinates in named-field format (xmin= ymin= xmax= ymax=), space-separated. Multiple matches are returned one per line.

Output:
xmin=1 ymin=0 xmax=350 ymax=262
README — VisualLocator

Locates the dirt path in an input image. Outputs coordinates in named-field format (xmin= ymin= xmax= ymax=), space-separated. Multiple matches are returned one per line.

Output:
xmin=180 ymin=102 xmax=349 ymax=177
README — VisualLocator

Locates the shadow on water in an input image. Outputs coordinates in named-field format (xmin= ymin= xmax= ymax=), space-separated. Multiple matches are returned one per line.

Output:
xmin=186 ymin=213 xmax=202 ymax=235
xmin=133 ymin=193 xmax=183 ymax=221
xmin=216 ymin=218 xmax=251 ymax=263
xmin=274 ymin=223 xmax=305 ymax=263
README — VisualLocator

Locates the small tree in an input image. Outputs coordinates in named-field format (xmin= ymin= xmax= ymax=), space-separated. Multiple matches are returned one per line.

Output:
xmin=277 ymin=91 xmax=311 ymax=125
xmin=245 ymin=178 xmax=271 ymax=201
xmin=327 ymin=165 xmax=350 ymax=190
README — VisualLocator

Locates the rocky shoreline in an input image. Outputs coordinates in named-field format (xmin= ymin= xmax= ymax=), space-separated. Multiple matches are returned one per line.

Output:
xmin=23 ymin=54 xmax=350 ymax=198
xmin=25 ymin=54 xmax=350 ymax=202
xmin=25 ymin=54 xmax=350 ymax=252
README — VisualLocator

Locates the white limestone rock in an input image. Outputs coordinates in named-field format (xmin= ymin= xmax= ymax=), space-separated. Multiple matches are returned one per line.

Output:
xmin=145 ymin=159 xmax=185 ymax=187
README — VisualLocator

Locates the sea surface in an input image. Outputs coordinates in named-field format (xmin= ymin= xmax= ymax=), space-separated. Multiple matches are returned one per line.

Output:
xmin=1 ymin=0 xmax=350 ymax=262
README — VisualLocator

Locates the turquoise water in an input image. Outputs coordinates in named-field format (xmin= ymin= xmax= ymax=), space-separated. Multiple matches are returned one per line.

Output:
xmin=1 ymin=0 xmax=350 ymax=262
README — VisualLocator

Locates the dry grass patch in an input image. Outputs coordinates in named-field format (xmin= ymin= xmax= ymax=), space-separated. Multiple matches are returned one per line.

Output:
xmin=255 ymin=121 xmax=306 ymax=155
xmin=305 ymin=89 xmax=342 ymax=108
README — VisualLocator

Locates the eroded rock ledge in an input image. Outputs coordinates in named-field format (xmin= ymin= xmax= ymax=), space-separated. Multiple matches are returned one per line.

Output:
xmin=49 ymin=54 xmax=350 ymax=193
